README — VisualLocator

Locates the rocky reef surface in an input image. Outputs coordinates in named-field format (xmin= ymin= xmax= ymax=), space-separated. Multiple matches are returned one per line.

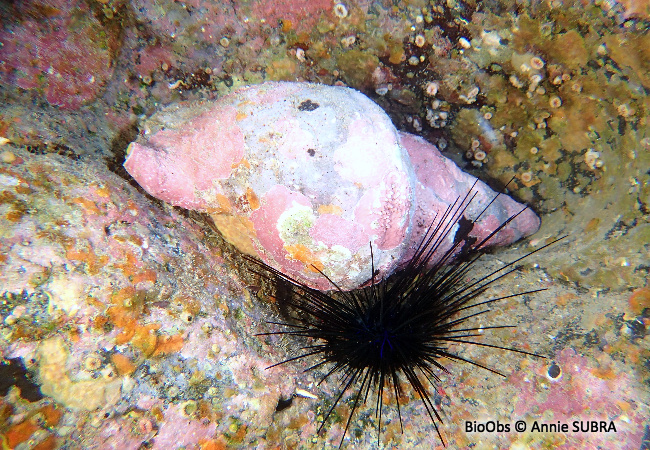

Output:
xmin=0 ymin=0 xmax=648 ymax=448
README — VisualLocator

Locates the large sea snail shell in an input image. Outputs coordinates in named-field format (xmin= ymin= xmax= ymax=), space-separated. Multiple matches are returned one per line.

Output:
xmin=124 ymin=82 xmax=540 ymax=290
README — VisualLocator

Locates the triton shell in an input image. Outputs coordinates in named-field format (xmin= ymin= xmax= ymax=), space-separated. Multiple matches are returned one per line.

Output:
xmin=124 ymin=82 xmax=540 ymax=290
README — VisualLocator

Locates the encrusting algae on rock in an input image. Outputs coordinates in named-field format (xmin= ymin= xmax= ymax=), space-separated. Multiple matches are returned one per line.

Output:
xmin=124 ymin=81 xmax=540 ymax=290
xmin=0 ymin=148 xmax=296 ymax=449
xmin=36 ymin=337 xmax=122 ymax=411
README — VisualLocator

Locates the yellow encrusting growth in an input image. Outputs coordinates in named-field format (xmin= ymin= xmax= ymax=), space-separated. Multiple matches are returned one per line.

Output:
xmin=36 ymin=337 xmax=122 ymax=411
xmin=210 ymin=213 xmax=258 ymax=256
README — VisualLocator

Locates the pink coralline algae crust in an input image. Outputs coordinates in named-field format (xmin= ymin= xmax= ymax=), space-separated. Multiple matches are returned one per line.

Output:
xmin=510 ymin=348 xmax=645 ymax=449
xmin=125 ymin=82 xmax=541 ymax=290
xmin=249 ymin=185 xmax=315 ymax=276
xmin=0 ymin=0 xmax=114 ymax=110
xmin=126 ymin=105 xmax=245 ymax=209
xmin=0 ymin=149 xmax=296 ymax=448
xmin=250 ymin=0 xmax=333 ymax=32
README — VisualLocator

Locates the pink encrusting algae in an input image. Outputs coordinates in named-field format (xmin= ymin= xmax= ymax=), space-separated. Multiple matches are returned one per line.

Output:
xmin=0 ymin=0 xmax=115 ymax=110
xmin=0 ymin=148 xmax=296 ymax=449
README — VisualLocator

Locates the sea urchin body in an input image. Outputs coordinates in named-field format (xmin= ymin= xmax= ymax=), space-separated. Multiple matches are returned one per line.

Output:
xmin=248 ymin=182 xmax=562 ymax=447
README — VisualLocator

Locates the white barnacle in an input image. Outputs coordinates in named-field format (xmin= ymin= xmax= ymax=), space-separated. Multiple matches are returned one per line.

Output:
xmin=333 ymin=3 xmax=348 ymax=18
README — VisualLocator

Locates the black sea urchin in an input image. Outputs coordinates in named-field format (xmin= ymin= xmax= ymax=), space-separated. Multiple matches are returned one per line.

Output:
xmin=246 ymin=183 xmax=562 ymax=447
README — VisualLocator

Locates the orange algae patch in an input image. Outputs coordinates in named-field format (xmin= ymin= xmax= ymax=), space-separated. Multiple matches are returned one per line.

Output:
xmin=152 ymin=334 xmax=184 ymax=356
xmin=128 ymin=235 xmax=144 ymax=246
xmin=231 ymin=424 xmax=248 ymax=443
xmin=585 ymin=218 xmax=600 ymax=233
xmin=114 ymin=318 xmax=183 ymax=357
xmin=65 ymin=243 xmax=109 ymax=275
xmin=232 ymin=158 xmax=251 ymax=170
xmin=15 ymin=184 xmax=31 ymax=195
xmin=5 ymin=210 xmax=24 ymax=222
xmin=318 ymin=204 xmax=343 ymax=215
xmin=623 ymin=344 xmax=642 ymax=364
xmin=0 ymin=189 xmax=16 ymax=203
xmin=111 ymin=285 xmax=138 ymax=307
xmin=132 ymin=269 xmax=157 ymax=284
xmin=151 ymin=405 xmax=164 ymax=422
xmin=40 ymin=404 xmax=63 ymax=427
xmin=115 ymin=252 xmax=141 ymax=276
xmin=200 ymin=437 xmax=227 ymax=450
xmin=245 ymin=187 xmax=260 ymax=210
xmin=107 ymin=289 xmax=144 ymax=341
xmin=92 ymin=313 xmax=110 ymax=331
xmin=107 ymin=290 xmax=184 ymax=357
xmin=32 ymin=435 xmax=58 ymax=450
xmin=126 ymin=323 xmax=159 ymax=355
xmin=284 ymin=244 xmax=324 ymax=272
xmin=126 ymin=199 xmax=139 ymax=214
xmin=71 ymin=197 xmax=101 ymax=214
xmin=115 ymin=251 xmax=156 ymax=284
xmin=217 ymin=295 xmax=230 ymax=314
xmin=616 ymin=400 xmax=632 ymax=412
xmin=628 ymin=288 xmax=650 ymax=315
xmin=590 ymin=366 xmax=617 ymax=380
xmin=5 ymin=420 xmax=40 ymax=447
xmin=111 ymin=317 xmax=137 ymax=344
xmin=206 ymin=194 xmax=233 ymax=215
xmin=281 ymin=19 xmax=293 ymax=32
xmin=111 ymin=352 xmax=137 ymax=375
xmin=94 ymin=186 xmax=111 ymax=198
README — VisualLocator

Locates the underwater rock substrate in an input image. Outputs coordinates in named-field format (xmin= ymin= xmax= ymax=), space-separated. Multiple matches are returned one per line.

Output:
xmin=124 ymin=81 xmax=540 ymax=290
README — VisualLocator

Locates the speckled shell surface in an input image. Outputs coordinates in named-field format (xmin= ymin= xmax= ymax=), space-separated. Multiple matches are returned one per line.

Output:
xmin=125 ymin=82 xmax=416 ymax=290
xmin=125 ymin=82 xmax=540 ymax=290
